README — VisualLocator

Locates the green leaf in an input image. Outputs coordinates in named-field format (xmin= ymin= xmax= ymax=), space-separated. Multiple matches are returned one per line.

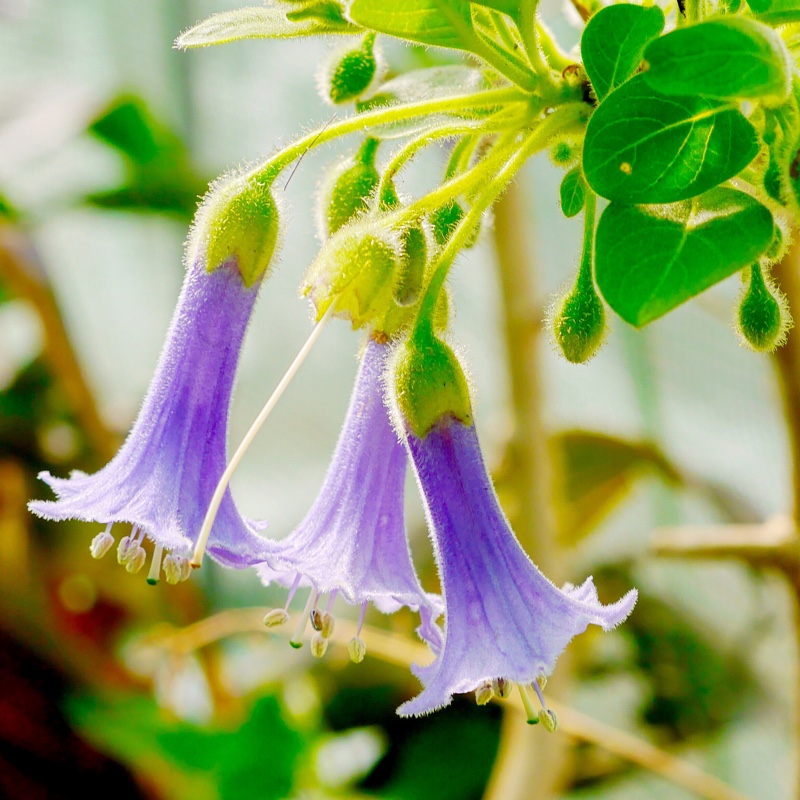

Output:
xmin=176 ymin=3 xmax=355 ymax=48
xmin=643 ymin=17 xmax=791 ymax=101
xmin=554 ymin=430 xmax=680 ymax=543
xmin=581 ymin=3 xmax=665 ymax=101
xmin=748 ymin=0 xmax=800 ymax=24
xmin=559 ymin=167 xmax=587 ymax=218
xmin=595 ymin=188 xmax=774 ymax=326
xmin=583 ymin=74 xmax=759 ymax=204
xmin=348 ymin=0 xmax=476 ymax=51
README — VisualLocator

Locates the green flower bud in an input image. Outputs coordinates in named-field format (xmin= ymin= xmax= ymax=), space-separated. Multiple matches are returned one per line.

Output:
xmin=192 ymin=174 xmax=281 ymax=288
xmin=430 ymin=201 xmax=479 ymax=249
xmin=322 ymin=32 xmax=379 ymax=105
xmin=394 ymin=325 xmax=472 ymax=438
xmin=550 ymin=140 xmax=578 ymax=166
xmin=395 ymin=222 xmax=428 ymax=306
xmin=303 ymin=221 xmax=400 ymax=329
xmin=552 ymin=270 xmax=607 ymax=364
xmin=737 ymin=264 xmax=792 ymax=352
xmin=319 ymin=138 xmax=380 ymax=238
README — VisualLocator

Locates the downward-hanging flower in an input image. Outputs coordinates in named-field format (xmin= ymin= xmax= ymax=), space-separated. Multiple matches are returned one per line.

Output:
xmin=392 ymin=325 xmax=637 ymax=721
xmin=256 ymin=337 xmax=442 ymax=660
xmin=29 ymin=175 xmax=281 ymax=582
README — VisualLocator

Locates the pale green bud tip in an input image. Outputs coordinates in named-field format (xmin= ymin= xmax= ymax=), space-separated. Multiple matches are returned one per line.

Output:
xmin=201 ymin=176 xmax=280 ymax=287
xmin=348 ymin=637 xmax=367 ymax=663
xmin=394 ymin=327 xmax=473 ymax=438
xmin=303 ymin=225 xmax=400 ymax=329
xmin=263 ymin=608 xmax=290 ymax=628
xmin=552 ymin=275 xmax=606 ymax=364
xmin=326 ymin=33 xmax=378 ymax=105
xmin=737 ymin=264 xmax=792 ymax=352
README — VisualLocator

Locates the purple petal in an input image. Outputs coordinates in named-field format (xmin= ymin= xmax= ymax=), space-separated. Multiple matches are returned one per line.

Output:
xmin=256 ymin=338 xmax=442 ymax=642
xmin=29 ymin=260 xmax=271 ymax=568
xmin=399 ymin=418 xmax=636 ymax=717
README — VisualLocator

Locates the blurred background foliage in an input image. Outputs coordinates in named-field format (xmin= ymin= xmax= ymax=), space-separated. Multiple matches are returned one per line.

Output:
xmin=0 ymin=1 xmax=795 ymax=798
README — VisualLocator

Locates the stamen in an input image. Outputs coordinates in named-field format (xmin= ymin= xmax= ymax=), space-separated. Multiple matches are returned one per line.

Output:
xmin=518 ymin=684 xmax=540 ymax=725
xmin=493 ymin=678 xmax=512 ymax=699
xmin=311 ymin=632 xmax=328 ymax=658
xmin=146 ymin=544 xmax=164 ymax=585
xmin=90 ymin=523 xmax=115 ymax=559
xmin=284 ymin=573 xmax=302 ymax=610
xmin=263 ymin=608 xmax=289 ymax=627
xmin=125 ymin=544 xmax=146 ymax=574
xmin=310 ymin=594 xmax=323 ymax=631
xmin=290 ymin=589 xmax=319 ymax=648
xmin=320 ymin=612 xmax=335 ymax=639
xmin=356 ymin=600 xmax=367 ymax=637
xmin=532 ymin=678 xmax=548 ymax=710
xmin=532 ymin=677 xmax=558 ymax=732
xmin=163 ymin=554 xmax=181 ymax=585
xmin=475 ymin=682 xmax=494 ymax=706
xmin=178 ymin=556 xmax=191 ymax=582
xmin=191 ymin=305 xmax=335 ymax=569
xmin=325 ymin=590 xmax=338 ymax=612
xmin=348 ymin=637 xmax=366 ymax=663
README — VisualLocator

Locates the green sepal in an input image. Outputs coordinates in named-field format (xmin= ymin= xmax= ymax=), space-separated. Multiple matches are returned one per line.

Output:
xmin=200 ymin=175 xmax=280 ymax=287
xmin=394 ymin=324 xmax=472 ymax=438
xmin=325 ymin=32 xmax=378 ymax=104
xmin=320 ymin=138 xmax=380 ymax=238
xmin=303 ymin=221 xmax=400 ymax=329
xmin=737 ymin=264 xmax=791 ymax=351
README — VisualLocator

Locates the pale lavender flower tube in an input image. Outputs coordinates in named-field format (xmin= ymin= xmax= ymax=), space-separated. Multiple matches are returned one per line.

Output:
xmin=399 ymin=417 xmax=637 ymax=718
xmin=29 ymin=260 xmax=272 ymax=581
xmin=257 ymin=338 xmax=442 ymax=655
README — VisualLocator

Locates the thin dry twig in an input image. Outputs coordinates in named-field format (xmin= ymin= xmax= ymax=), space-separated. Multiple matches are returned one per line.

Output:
xmin=150 ymin=607 xmax=751 ymax=800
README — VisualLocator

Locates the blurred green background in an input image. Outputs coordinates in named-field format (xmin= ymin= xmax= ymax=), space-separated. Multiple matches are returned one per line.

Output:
xmin=0 ymin=1 xmax=795 ymax=798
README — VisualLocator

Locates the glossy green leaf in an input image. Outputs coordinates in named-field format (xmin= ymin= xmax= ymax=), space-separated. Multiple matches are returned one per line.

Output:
xmin=583 ymin=74 xmax=759 ymax=204
xmin=559 ymin=167 xmax=587 ymax=217
xmin=748 ymin=0 xmax=800 ymax=24
xmin=176 ymin=3 xmax=355 ymax=48
xmin=644 ymin=17 xmax=791 ymax=101
xmin=581 ymin=3 xmax=665 ymax=100
xmin=595 ymin=188 xmax=774 ymax=326
xmin=348 ymin=0 xmax=475 ymax=50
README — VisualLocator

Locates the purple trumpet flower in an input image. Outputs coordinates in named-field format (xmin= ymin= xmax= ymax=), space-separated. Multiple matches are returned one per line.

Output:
xmin=399 ymin=416 xmax=637 ymax=719
xmin=256 ymin=338 xmax=442 ymax=659
xmin=29 ymin=260 xmax=272 ymax=583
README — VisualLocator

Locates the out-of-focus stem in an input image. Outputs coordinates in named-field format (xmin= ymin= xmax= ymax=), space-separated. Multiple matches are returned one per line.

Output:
xmin=484 ymin=182 xmax=572 ymax=799
xmin=769 ymin=239 xmax=800 ymax=798
xmin=0 ymin=225 xmax=116 ymax=461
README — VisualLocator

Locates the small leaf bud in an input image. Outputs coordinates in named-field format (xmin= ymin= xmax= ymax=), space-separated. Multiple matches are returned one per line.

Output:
xmin=737 ymin=263 xmax=792 ymax=352
xmin=319 ymin=138 xmax=380 ymax=238
xmin=192 ymin=174 xmax=281 ymax=288
xmin=303 ymin=221 xmax=401 ymax=329
xmin=394 ymin=325 xmax=473 ymax=437
xmin=322 ymin=32 xmax=379 ymax=105
xmin=552 ymin=270 xmax=607 ymax=363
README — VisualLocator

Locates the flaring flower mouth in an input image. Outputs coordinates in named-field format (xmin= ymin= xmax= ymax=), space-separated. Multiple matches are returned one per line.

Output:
xmin=28 ymin=260 xmax=273 ymax=583
xmin=256 ymin=337 xmax=443 ymax=661
xmin=397 ymin=416 xmax=637 ymax=719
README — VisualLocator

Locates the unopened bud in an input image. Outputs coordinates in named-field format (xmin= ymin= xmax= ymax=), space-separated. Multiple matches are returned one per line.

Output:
xmin=311 ymin=632 xmax=328 ymax=658
xmin=394 ymin=222 xmax=427 ymax=306
xmin=430 ymin=201 xmax=479 ymax=249
xmin=263 ymin=608 xmax=290 ymax=628
xmin=552 ymin=271 xmax=606 ymax=363
xmin=319 ymin=138 xmax=380 ymax=238
xmin=125 ymin=545 xmax=147 ymax=574
xmin=475 ymin=683 xmax=494 ymax=706
xmin=323 ymin=32 xmax=379 ymax=105
xmin=90 ymin=530 xmax=115 ymax=559
xmin=348 ymin=636 xmax=367 ymax=663
xmin=737 ymin=263 xmax=791 ymax=352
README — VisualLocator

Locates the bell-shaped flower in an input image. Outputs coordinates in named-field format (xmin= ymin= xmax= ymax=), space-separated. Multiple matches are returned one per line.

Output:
xmin=256 ymin=337 xmax=442 ymax=659
xmin=399 ymin=417 xmax=637 ymax=718
xmin=391 ymin=326 xmax=636 ymax=720
xmin=29 ymin=257 xmax=278 ymax=581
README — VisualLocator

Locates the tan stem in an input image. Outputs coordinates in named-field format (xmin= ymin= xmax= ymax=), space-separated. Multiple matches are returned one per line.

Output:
xmin=484 ymin=182 xmax=572 ymax=798
xmin=150 ymin=606 xmax=748 ymax=800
